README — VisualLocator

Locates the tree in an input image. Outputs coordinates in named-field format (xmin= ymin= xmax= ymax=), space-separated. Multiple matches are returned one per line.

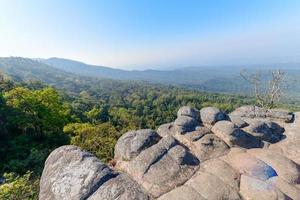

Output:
xmin=240 ymin=69 xmax=286 ymax=109
xmin=63 ymin=122 xmax=119 ymax=162
xmin=4 ymin=87 xmax=70 ymax=135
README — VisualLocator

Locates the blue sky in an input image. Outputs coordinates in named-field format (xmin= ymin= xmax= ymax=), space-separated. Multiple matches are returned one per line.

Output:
xmin=0 ymin=0 xmax=300 ymax=69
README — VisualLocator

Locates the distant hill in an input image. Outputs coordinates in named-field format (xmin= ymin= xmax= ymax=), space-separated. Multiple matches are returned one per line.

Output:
xmin=1 ymin=57 xmax=300 ymax=100
xmin=41 ymin=57 xmax=300 ymax=96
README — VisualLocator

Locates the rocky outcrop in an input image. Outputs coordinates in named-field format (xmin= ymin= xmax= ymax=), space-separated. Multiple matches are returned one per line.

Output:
xmin=39 ymin=145 xmax=150 ymax=200
xmin=39 ymin=106 xmax=300 ymax=200
xmin=230 ymin=105 xmax=294 ymax=123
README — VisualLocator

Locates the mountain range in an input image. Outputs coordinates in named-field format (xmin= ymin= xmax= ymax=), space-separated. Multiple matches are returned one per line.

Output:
xmin=0 ymin=57 xmax=300 ymax=99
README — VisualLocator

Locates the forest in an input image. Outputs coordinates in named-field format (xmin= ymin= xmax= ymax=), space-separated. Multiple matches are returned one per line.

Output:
xmin=0 ymin=58 xmax=299 ymax=199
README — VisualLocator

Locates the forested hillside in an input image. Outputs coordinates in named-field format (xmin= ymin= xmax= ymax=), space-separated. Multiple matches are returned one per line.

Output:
xmin=42 ymin=57 xmax=300 ymax=99
xmin=0 ymin=57 xmax=299 ymax=199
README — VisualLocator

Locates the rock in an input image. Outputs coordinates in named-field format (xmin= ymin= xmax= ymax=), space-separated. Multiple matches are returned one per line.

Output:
xmin=39 ymin=145 xmax=117 ymax=200
xmin=186 ymin=171 xmax=241 ymax=200
xmin=221 ymin=150 xmax=277 ymax=181
xmin=157 ymin=122 xmax=176 ymax=137
xmin=39 ymin=105 xmax=300 ymax=200
xmin=228 ymin=114 xmax=248 ymax=128
xmin=39 ymin=145 xmax=149 ymax=200
xmin=191 ymin=134 xmax=229 ymax=161
xmin=231 ymin=105 xmax=293 ymax=122
xmin=158 ymin=185 xmax=206 ymax=200
xmin=174 ymin=116 xmax=199 ymax=133
xmin=177 ymin=106 xmax=200 ymax=121
xmin=266 ymin=176 xmax=300 ymax=200
xmin=121 ymin=136 xmax=200 ymax=198
xmin=200 ymin=107 xmax=226 ymax=127
xmin=211 ymin=120 xmax=263 ymax=148
xmin=169 ymin=127 xmax=229 ymax=161
xmin=244 ymin=120 xmax=284 ymax=143
xmin=267 ymin=109 xmax=294 ymax=123
xmin=247 ymin=149 xmax=300 ymax=185
xmin=87 ymin=174 xmax=150 ymax=200
xmin=184 ymin=126 xmax=210 ymax=141
xmin=240 ymin=175 xmax=290 ymax=200
xmin=114 ymin=129 xmax=161 ymax=161
xmin=200 ymin=158 xmax=240 ymax=189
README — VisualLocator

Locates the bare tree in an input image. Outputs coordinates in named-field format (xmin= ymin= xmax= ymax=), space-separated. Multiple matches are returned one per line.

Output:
xmin=240 ymin=69 xmax=286 ymax=109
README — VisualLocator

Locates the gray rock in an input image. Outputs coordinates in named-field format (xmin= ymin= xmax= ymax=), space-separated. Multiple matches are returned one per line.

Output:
xmin=200 ymin=158 xmax=240 ymax=190
xmin=186 ymin=170 xmax=241 ymax=200
xmin=174 ymin=116 xmax=199 ymax=133
xmin=192 ymin=134 xmax=229 ymax=161
xmin=247 ymin=149 xmax=300 ymax=185
xmin=39 ymin=145 xmax=117 ymax=200
xmin=228 ymin=114 xmax=248 ymax=128
xmin=177 ymin=106 xmax=200 ymax=121
xmin=183 ymin=126 xmax=211 ymax=141
xmin=114 ymin=129 xmax=161 ymax=161
xmin=200 ymin=107 xmax=226 ymax=127
xmin=157 ymin=122 xmax=176 ymax=137
xmin=266 ymin=176 xmax=300 ymax=200
xmin=158 ymin=185 xmax=206 ymax=200
xmin=211 ymin=121 xmax=264 ymax=148
xmin=221 ymin=150 xmax=277 ymax=181
xmin=231 ymin=105 xmax=294 ymax=122
xmin=240 ymin=175 xmax=290 ymax=200
xmin=87 ymin=174 xmax=150 ymax=200
xmin=123 ymin=136 xmax=200 ymax=198
xmin=244 ymin=120 xmax=284 ymax=143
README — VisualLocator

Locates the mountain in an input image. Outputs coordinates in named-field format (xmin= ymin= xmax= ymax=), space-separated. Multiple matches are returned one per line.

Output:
xmin=41 ymin=57 xmax=249 ymax=88
xmin=1 ymin=57 xmax=300 ymax=100
xmin=40 ymin=57 xmax=300 ymax=97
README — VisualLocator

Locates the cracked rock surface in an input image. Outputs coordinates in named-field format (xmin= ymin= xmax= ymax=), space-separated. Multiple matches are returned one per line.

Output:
xmin=39 ymin=106 xmax=300 ymax=200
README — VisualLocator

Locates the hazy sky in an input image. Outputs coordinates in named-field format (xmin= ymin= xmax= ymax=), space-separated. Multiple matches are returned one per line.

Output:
xmin=1 ymin=0 xmax=300 ymax=69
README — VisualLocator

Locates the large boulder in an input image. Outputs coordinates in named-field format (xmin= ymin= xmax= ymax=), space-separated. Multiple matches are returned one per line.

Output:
xmin=240 ymin=175 xmax=290 ymax=200
xmin=211 ymin=120 xmax=263 ymax=148
xmin=114 ymin=129 xmax=161 ymax=161
xmin=247 ymin=149 xmax=300 ymax=185
xmin=200 ymin=158 xmax=240 ymax=189
xmin=116 ymin=135 xmax=200 ymax=198
xmin=174 ymin=115 xmax=199 ymax=133
xmin=200 ymin=107 xmax=226 ymax=127
xmin=266 ymin=176 xmax=300 ymax=200
xmin=231 ymin=105 xmax=294 ymax=122
xmin=163 ymin=126 xmax=229 ymax=161
xmin=228 ymin=114 xmax=248 ymax=128
xmin=189 ymin=133 xmax=229 ymax=161
xmin=186 ymin=170 xmax=241 ymax=200
xmin=244 ymin=120 xmax=284 ymax=143
xmin=157 ymin=122 xmax=176 ymax=137
xmin=39 ymin=145 xmax=149 ymax=200
xmin=221 ymin=150 xmax=277 ymax=181
xmin=158 ymin=185 xmax=206 ymax=200
xmin=177 ymin=106 xmax=200 ymax=121
xmin=87 ymin=174 xmax=150 ymax=200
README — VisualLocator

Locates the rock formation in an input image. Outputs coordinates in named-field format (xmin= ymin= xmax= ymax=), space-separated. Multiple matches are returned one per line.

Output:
xmin=39 ymin=105 xmax=300 ymax=200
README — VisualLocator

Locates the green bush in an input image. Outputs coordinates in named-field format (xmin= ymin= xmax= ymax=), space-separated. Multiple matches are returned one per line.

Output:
xmin=0 ymin=171 xmax=39 ymax=200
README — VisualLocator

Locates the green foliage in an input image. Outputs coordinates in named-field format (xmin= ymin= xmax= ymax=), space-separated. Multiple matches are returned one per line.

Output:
xmin=0 ymin=171 xmax=39 ymax=200
xmin=4 ymin=87 xmax=71 ymax=135
xmin=64 ymin=123 xmax=119 ymax=162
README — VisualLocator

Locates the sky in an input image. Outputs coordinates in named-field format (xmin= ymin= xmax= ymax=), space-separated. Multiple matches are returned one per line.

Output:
xmin=0 ymin=0 xmax=300 ymax=69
